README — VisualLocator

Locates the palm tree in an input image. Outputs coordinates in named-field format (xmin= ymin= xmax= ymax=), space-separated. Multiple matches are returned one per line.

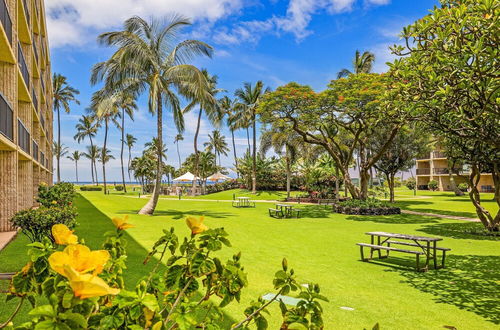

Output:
xmin=84 ymin=145 xmax=101 ymax=184
xmin=115 ymin=93 xmax=137 ymax=192
xmin=67 ymin=151 xmax=82 ymax=183
xmin=125 ymin=134 xmax=137 ymax=180
xmin=219 ymin=96 xmax=239 ymax=176
xmin=337 ymin=50 xmax=376 ymax=79
xmin=260 ymin=129 xmax=302 ymax=198
xmin=173 ymin=134 xmax=184 ymax=168
xmin=91 ymin=15 xmax=214 ymax=215
xmin=234 ymin=81 xmax=270 ymax=193
xmin=204 ymin=130 xmax=230 ymax=166
xmin=53 ymin=73 xmax=80 ymax=183
xmin=144 ymin=137 xmax=168 ymax=161
xmin=53 ymin=142 xmax=68 ymax=180
xmin=98 ymin=147 xmax=115 ymax=165
xmin=183 ymin=69 xmax=224 ymax=194
xmin=74 ymin=115 xmax=100 ymax=184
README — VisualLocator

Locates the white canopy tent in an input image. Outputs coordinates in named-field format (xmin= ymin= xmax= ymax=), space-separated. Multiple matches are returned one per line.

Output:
xmin=206 ymin=172 xmax=231 ymax=182
xmin=173 ymin=172 xmax=200 ymax=182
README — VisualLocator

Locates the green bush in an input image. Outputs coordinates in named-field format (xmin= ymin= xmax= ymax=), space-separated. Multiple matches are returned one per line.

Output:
xmin=428 ymin=180 xmax=439 ymax=191
xmin=405 ymin=177 xmax=416 ymax=190
xmin=339 ymin=198 xmax=389 ymax=209
xmin=80 ymin=186 xmax=103 ymax=191
xmin=37 ymin=182 xmax=75 ymax=207
xmin=115 ymin=185 xmax=124 ymax=191
xmin=458 ymin=183 xmax=469 ymax=192
xmin=10 ymin=206 xmax=78 ymax=243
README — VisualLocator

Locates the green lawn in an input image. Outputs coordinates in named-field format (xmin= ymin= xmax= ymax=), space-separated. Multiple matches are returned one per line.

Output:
xmin=1 ymin=191 xmax=499 ymax=329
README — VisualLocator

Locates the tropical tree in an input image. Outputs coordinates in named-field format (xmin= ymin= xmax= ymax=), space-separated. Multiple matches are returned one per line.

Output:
xmin=389 ymin=0 xmax=499 ymax=230
xmin=337 ymin=50 xmax=375 ymax=79
xmin=91 ymin=15 xmax=214 ymax=215
xmin=125 ymin=134 xmax=137 ymax=180
xmin=219 ymin=96 xmax=239 ymax=176
xmin=260 ymin=128 xmax=303 ymax=198
xmin=98 ymin=147 xmax=115 ymax=165
xmin=204 ymin=130 xmax=230 ymax=166
xmin=67 ymin=151 xmax=82 ymax=183
xmin=115 ymin=93 xmax=137 ymax=192
xmin=173 ymin=134 xmax=184 ymax=168
xmin=144 ymin=137 xmax=168 ymax=161
xmin=234 ymin=81 xmax=270 ymax=193
xmin=74 ymin=115 xmax=100 ymax=184
xmin=53 ymin=142 xmax=68 ymax=180
xmin=53 ymin=73 xmax=79 ymax=182
xmin=130 ymin=154 xmax=156 ymax=191
xmin=84 ymin=145 xmax=101 ymax=184
xmin=183 ymin=69 xmax=224 ymax=194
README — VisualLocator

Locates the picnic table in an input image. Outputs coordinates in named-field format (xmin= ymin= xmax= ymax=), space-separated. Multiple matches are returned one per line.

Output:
xmin=357 ymin=231 xmax=450 ymax=272
xmin=269 ymin=204 xmax=301 ymax=218
xmin=232 ymin=197 xmax=255 ymax=208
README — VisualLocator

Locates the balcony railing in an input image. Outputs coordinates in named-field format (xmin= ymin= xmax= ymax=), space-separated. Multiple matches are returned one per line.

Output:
xmin=0 ymin=93 xmax=13 ymax=140
xmin=433 ymin=168 xmax=449 ymax=175
xmin=32 ymin=140 xmax=38 ymax=161
xmin=40 ymin=113 xmax=45 ymax=130
xmin=0 ymin=0 xmax=12 ymax=45
xmin=18 ymin=43 xmax=30 ymax=90
xmin=22 ymin=0 xmax=29 ymax=25
xmin=33 ymin=35 xmax=38 ymax=63
xmin=41 ymin=74 xmax=45 ymax=92
xmin=416 ymin=154 xmax=431 ymax=160
xmin=40 ymin=151 xmax=45 ymax=167
xmin=32 ymin=87 xmax=38 ymax=113
xmin=416 ymin=168 xmax=430 ymax=175
xmin=18 ymin=119 xmax=30 ymax=153
xmin=433 ymin=151 xmax=446 ymax=159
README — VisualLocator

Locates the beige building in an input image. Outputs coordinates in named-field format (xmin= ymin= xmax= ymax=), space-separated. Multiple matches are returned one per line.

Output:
xmin=0 ymin=0 xmax=53 ymax=232
xmin=416 ymin=150 xmax=495 ymax=193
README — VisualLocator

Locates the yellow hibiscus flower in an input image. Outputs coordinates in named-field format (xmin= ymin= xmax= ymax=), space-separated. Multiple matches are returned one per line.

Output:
xmin=186 ymin=216 xmax=208 ymax=235
xmin=64 ymin=266 xmax=120 ymax=299
xmin=52 ymin=224 xmax=78 ymax=245
xmin=49 ymin=244 xmax=110 ymax=277
xmin=111 ymin=215 xmax=134 ymax=230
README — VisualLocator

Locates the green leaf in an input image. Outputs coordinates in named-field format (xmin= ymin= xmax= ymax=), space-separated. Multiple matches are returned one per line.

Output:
xmin=62 ymin=291 xmax=73 ymax=309
xmin=34 ymin=320 xmax=57 ymax=330
xmin=59 ymin=312 xmax=88 ymax=328
xmin=141 ymin=293 xmax=159 ymax=311
xmin=29 ymin=305 xmax=55 ymax=318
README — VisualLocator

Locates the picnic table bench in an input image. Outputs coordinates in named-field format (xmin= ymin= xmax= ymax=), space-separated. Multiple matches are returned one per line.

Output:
xmin=318 ymin=199 xmax=337 ymax=207
xmin=357 ymin=232 xmax=450 ymax=272
xmin=269 ymin=204 xmax=301 ymax=218
xmin=232 ymin=197 xmax=256 ymax=208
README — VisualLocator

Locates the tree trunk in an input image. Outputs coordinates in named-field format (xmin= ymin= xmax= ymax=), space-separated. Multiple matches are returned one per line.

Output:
xmin=75 ymin=161 xmax=79 ymax=183
xmin=246 ymin=127 xmax=251 ymax=154
xmin=359 ymin=167 xmax=370 ymax=200
xmin=57 ymin=107 xmax=61 ymax=183
xmin=251 ymin=112 xmax=257 ymax=194
xmin=231 ymin=129 xmax=239 ymax=178
xmin=388 ymin=172 xmax=395 ymax=203
xmin=447 ymin=162 xmax=464 ymax=196
xmin=176 ymin=143 xmax=181 ymax=169
xmin=192 ymin=107 xmax=203 ymax=196
xmin=102 ymin=118 xmax=108 ymax=194
xmin=286 ymin=155 xmax=291 ymax=199
xmin=120 ymin=108 xmax=127 ymax=193
xmin=467 ymin=164 xmax=498 ymax=231
xmin=139 ymin=94 xmax=163 ymax=215
xmin=128 ymin=146 xmax=132 ymax=181
xmin=335 ymin=167 xmax=340 ymax=200
xmin=89 ymin=138 xmax=95 ymax=184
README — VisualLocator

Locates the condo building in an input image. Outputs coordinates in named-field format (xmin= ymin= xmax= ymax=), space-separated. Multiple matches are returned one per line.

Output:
xmin=415 ymin=149 xmax=495 ymax=193
xmin=0 ymin=0 xmax=53 ymax=232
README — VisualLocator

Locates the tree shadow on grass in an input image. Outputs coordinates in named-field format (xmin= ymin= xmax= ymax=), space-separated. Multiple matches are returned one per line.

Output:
xmin=296 ymin=205 xmax=333 ymax=219
xmin=394 ymin=200 xmax=478 ymax=218
xmin=417 ymin=222 xmax=500 ymax=242
xmin=119 ymin=209 xmax=235 ymax=220
xmin=389 ymin=255 xmax=500 ymax=325
xmin=345 ymin=213 xmax=440 ymax=225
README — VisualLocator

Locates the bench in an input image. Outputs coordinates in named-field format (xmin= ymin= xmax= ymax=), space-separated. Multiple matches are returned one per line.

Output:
xmin=357 ymin=243 xmax=425 ymax=271
xmin=0 ymin=272 xmax=15 ymax=280
xmin=268 ymin=208 xmax=283 ymax=218
xmin=318 ymin=199 xmax=336 ymax=207
xmin=291 ymin=208 xmax=302 ymax=218
xmin=385 ymin=240 xmax=451 ymax=268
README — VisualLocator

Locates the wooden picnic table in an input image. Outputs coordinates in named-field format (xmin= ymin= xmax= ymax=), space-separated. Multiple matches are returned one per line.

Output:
xmin=358 ymin=231 xmax=450 ymax=271
xmin=276 ymin=204 xmax=294 ymax=217
xmin=232 ymin=197 xmax=255 ymax=208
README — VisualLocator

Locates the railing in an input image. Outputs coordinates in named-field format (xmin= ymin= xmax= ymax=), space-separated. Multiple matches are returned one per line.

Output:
xmin=17 ymin=119 xmax=30 ymax=153
xmin=41 ymin=74 xmax=45 ymax=92
xmin=45 ymin=157 xmax=49 ymax=169
xmin=32 ymin=140 xmax=38 ymax=161
xmin=32 ymin=87 xmax=38 ymax=113
xmin=40 ymin=113 xmax=45 ymax=130
xmin=432 ymin=151 xmax=446 ymax=159
xmin=18 ymin=43 xmax=30 ymax=90
xmin=0 ymin=0 xmax=12 ymax=45
xmin=416 ymin=168 xmax=430 ymax=175
xmin=33 ymin=35 xmax=38 ymax=63
xmin=22 ymin=0 xmax=29 ymax=25
xmin=40 ymin=151 xmax=45 ymax=167
xmin=416 ymin=154 xmax=431 ymax=160
xmin=433 ymin=168 xmax=449 ymax=175
xmin=0 ymin=93 xmax=13 ymax=140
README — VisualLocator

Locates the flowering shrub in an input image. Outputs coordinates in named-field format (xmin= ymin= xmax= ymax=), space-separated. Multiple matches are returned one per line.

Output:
xmin=5 ymin=217 xmax=327 ymax=329
xmin=37 ymin=182 xmax=76 ymax=208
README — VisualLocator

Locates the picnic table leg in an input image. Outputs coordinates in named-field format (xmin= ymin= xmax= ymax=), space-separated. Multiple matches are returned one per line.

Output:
xmin=377 ymin=236 xmax=382 ymax=259
xmin=425 ymin=241 xmax=430 ymax=272
xmin=370 ymin=235 xmax=374 ymax=259
xmin=360 ymin=245 xmax=365 ymax=261
xmin=432 ymin=241 xmax=437 ymax=269
xmin=416 ymin=254 xmax=420 ymax=271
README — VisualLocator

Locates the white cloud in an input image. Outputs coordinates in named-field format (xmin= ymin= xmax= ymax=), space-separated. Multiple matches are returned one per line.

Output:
xmin=46 ymin=0 xmax=244 ymax=47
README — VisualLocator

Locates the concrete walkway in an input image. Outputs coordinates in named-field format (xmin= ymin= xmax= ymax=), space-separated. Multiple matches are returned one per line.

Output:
xmin=401 ymin=210 xmax=480 ymax=222
xmin=0 ymin=231 xmax=17 ymax=251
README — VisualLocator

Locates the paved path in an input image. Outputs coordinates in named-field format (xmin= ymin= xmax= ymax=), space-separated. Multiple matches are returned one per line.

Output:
xmin=401 ymin=210 xmax=480 ymax=222
xmin=0 ymin=231 xmax=17 ymax=251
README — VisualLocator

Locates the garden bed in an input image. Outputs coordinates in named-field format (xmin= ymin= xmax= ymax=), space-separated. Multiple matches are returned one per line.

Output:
xmin=285 ymin=197 xmax=350 ymax=203
xmin=333 ymin=205 xmax=400 ymax=215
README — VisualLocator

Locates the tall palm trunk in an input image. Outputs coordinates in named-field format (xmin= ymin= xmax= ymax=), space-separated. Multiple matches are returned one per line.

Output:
xmin=231 ymin=129 xmax=239 ymax=178
xmin=89 ymin=136 xmax=95 ymax=184
xmin=176 ymin=143 xmax=181 ymax=168
xmin=139 ymin=94 xmax=163 ymax=214
xmin=120 ymin=109 xmax=127 ymax=192
xmin=102 ymin=118 xmax=109 ymax=194
xmin=57 ymin=107 xmax=61 ymax=183
xmin=251 ymin=111 xmax=257 ymax=194
xmin=246 ymin=127 xmax=251 ymax=154
xmin=75 ymin=160 xmax=79 ymax=183
xmin=128 ymin=146 xmax=132 ymax=181
xmin=192 ymin=107 xmax=203 ymax=195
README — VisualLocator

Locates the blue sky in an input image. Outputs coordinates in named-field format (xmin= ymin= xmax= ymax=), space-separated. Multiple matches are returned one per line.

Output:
xmin=48 ymin=0 xmax=439 ymax=182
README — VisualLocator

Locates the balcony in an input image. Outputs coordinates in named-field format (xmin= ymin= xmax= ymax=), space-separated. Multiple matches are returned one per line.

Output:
xmin=40 ymin=113 xmax=45 ymax=131
xmin=433 ymin=168 xmax=449 ymax=175
xmin=18 ymin=43 xmax=30 ymax=90
xmin=32 ymin=87 xmax=38 ymax=114
xmin=40 ymin=151 xmax=45 ymax=167
xmin=17 ymin=0 xmax=31 ymax=44
xmin=0 ymin=0 xmax=15 ymax=63
xmin=432 ymin=151 xmax=446 ymax=159
xmin=32 ymin=140 xmax=38 ymax=161
xmin=416 ymin=154 xmax=431 ymax=160
xmin=416 ymin=168 xmax=430 ymax=175
xmin=18 ymin=118 xmax=30 ymax=154
xmin=0 ymin=93 xmax=13 ymax=141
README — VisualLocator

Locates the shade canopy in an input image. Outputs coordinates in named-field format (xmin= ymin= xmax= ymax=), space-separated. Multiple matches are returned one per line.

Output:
xmin=206 ymin=172 xmax=231 ymax=182
xmin=173 ymin=172 xmax=200 ymax=182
